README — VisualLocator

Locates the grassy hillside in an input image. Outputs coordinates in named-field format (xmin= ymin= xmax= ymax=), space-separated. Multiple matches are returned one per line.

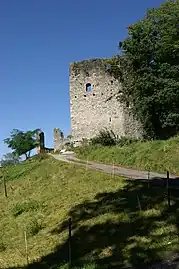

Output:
xmin=75 ymin=136 xmax=179 ymax=175
xmin=0 ymin=154 xmax=179 ymax=269
xmin=0 ymin=155 xmax=124 ymax=269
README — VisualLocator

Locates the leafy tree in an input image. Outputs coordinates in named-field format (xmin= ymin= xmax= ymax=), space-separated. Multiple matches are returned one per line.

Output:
xmin=112 ymin=0 xmax=179 ymax=139
xmin=4 ymin=129 xmax=39 ymax=160
xmin=0 ymin=152 xmax=21 ymax=167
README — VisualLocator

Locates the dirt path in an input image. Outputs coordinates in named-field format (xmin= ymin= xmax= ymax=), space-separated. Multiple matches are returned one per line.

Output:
xmin=50 ymin=153 xmax=177 ymax=180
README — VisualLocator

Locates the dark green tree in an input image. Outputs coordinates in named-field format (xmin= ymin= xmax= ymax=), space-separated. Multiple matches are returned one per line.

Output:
xmin=4 ymin=129 xmax=39 ymax=160
xmin=117 ymin=0 xmax=179 ymax=139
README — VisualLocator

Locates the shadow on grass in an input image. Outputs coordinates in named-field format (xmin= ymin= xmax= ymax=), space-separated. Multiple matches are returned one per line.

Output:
xmin=8 ymin=177 xmax=179 ymax=269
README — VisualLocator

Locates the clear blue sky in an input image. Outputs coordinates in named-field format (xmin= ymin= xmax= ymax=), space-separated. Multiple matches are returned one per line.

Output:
xmin=0 ymin=0 xmax=164 ymax=157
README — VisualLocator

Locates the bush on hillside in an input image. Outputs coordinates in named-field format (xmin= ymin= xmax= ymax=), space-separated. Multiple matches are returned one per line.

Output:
xmin=81 ymin=138 xmax=90 ymax=147
xmin=26 ymin=217 xmax=42 ymax=237
xmin=0 ymin=241 xmax=6 ymax=252
xmin=116 ymin=136 xmax=139 ymax=147
xmin=11 ymin=200 xmax=44 ymax=217
xmin=33 ymin=153 xmax=49 ymax=161
xmin=91 ymin=129 xmax=117 ymax=146
xmin=90 ymin=129 xmax=139 ymax=147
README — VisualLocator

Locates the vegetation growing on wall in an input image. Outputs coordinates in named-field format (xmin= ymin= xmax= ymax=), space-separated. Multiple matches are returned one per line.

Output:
xmin=104 ymin=55 xmax=133 ymax=108
xmin=71 ymin=58 xmax=111 ymax=76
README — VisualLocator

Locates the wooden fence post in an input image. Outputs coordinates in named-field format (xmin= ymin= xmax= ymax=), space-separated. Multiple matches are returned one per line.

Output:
xmin=137 ymin=196 xmax=142 ymax=212
xmin=167 ymin=171 xmax=170 ymax=209
xmin=148 ymin=170 xmax=150 ymax=188
xmin=3 ymin=172 xmax=7 ymax=198
xmin=112 ymin=160 xmax=115 ymax=178
xmin=24 ymin=231 xmax=29 ymax=265
xmin=68 ymin=218 xmax=72 ymax=269
xmin=85 ymin=158 xmax=88 ymax=172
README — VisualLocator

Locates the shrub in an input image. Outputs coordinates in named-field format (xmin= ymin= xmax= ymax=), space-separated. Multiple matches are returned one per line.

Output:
xmin=12 ymin=200 xmax=43 ymax=217
xmin=64 ymin=142 xmax=74 ymax=151
xmin=11 ymin=203 xmax=25 ymax=217
xmin=81 ymin=138 xmax=90 ymax=147
xmin=34 ymin=153 xmax=48 ymax=161
xmin=116 ymin=136 xmax=139 ymax=147
xmin=91 ymin=129 xmax=117 ymax=146
xmin=0 ymin=241 xmax=6 ymax=252
xmin=26 ymin=217 xmax=42 ymax=237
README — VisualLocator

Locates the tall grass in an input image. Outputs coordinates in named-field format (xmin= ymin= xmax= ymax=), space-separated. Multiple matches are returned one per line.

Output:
xmin=75 ymin=136 xmax=179 ymax=174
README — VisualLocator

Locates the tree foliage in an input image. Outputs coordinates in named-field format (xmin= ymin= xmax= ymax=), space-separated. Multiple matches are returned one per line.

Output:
xmin=0 ymin=152 xmax=21 ymax=167
xmin=112 ymin=0 xmax=179 ymax=139
xmin=4 ymin=129 xmax=39 ymax=159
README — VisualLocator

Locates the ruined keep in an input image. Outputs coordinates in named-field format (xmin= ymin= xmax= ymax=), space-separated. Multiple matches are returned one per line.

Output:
xmin=69 ymin=58 xmax=142 ymax=143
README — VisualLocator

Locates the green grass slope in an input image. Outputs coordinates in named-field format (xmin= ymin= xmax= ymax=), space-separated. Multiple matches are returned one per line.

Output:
xmin=75 ymin=136 xmax=179 ymax=175
xmin=0 ymin=154 xmax=179 ymax=269
xmin=0 ymin=155 xmax=124 ymax=269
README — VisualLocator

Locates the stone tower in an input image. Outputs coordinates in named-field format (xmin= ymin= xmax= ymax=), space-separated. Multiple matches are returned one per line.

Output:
xmin=69 ymin=58 xmax=142 ymax=143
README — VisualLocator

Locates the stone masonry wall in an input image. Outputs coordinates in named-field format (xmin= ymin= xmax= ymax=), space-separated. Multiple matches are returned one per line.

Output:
xmin=54 ymin=128 xmax=64 ymax=152
xmin=69 ymin=58 xmax=142 ymax=142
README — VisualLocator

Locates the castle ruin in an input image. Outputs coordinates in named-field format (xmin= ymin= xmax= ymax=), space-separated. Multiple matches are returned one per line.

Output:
xmin=69 ymin=58 xmax=142 ymax=143
xmin=54 ymin=128 xmax=64 ymax=152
